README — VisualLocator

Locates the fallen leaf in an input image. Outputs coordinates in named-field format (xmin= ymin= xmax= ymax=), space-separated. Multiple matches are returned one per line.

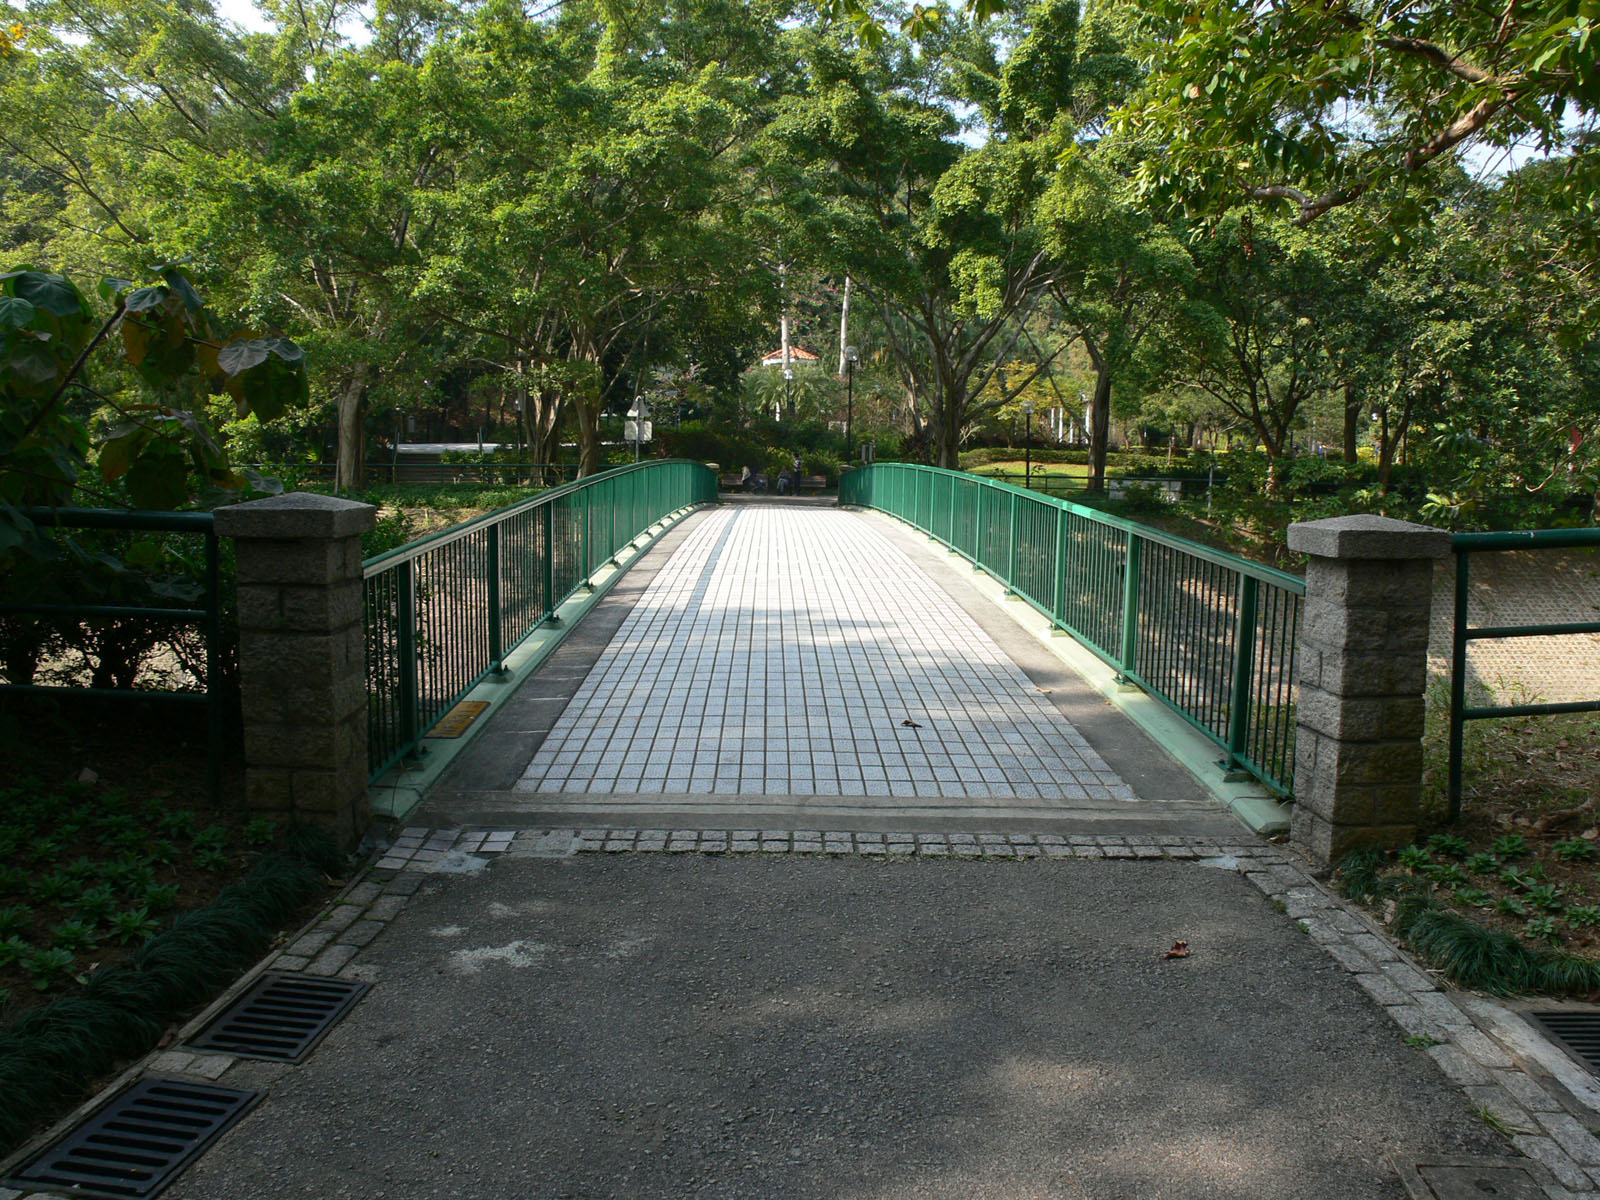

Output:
xmin=1036 ymin=687 xmax=1053 ymax=694
xmin=1162 ymin=941 xmax=1190 ymax=959
xmin=901 ymin=719 xmax=921 ymax=728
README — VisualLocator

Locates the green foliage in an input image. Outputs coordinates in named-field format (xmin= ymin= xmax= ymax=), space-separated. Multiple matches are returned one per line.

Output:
xmin=0 ymin=906 xmax=31 ymax=939
xmin=1568 ymin=905 xmax=1600 ymax=929
xmin=1527 ymin=884 xmax=1566 ymax=913
xmin=1 ymin=266 xmax=304 ymax=515
xmin=1492 ymin=834 xmax=1529 ymax=861
xmin=1526 ymin=917 xmax=1563 ymax=945
xmin=47 ymin=921 xmax=97 ymax=953
xmin=1397 ymin=845 xmax=1431 ymax=870
xmin=1423 ymin=863 xmax=1468 ymax=887
xmin=1425 ymin=833 xmax=1469 ymax=859
xmin=1554 ymin=839 xmax=1596 ymax=862
xmin=108 ymin=907 xmax=158 ymax=946
xmin=23 ymin=947 xmax=74 ymax=991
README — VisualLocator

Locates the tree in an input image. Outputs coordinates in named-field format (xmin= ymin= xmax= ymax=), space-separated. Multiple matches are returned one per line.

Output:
xmin=1170 ymin=217 xmax=1341 ymax=489
xmin=762 ymin=26 xmax=1065 ymax=467
xmin=1041 ymin=146 xmax=1195 ymax=490
xmin=1116 ymin=0 xmax=1599 ymax=228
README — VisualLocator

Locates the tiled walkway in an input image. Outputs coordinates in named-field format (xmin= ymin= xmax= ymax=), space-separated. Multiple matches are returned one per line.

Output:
xmin=513 ymin=507 xmax=1134 ymax=803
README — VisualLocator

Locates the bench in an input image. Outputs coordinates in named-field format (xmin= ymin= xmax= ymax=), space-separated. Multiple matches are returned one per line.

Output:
xmin=797 ymin=475 xmax=828 ymax=493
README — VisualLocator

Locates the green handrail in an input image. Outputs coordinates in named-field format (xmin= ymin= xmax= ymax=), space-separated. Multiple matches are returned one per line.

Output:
xmin=1447 ymin=527 xmax=1600 ymax=820
xmin=362 ymin=459 xmax=717 ymax=779
xmin=842 ymin=463 xmax=1306 ymax=796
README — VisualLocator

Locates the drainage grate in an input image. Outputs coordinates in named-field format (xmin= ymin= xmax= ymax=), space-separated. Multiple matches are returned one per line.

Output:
xmin=6 ymin=1078 xmax=260 ymax=1199
xmin=1527 ymin=1009 xmax=1600 ymax=1075
xmin=187 ymin=972 xmax=371 ymax=1062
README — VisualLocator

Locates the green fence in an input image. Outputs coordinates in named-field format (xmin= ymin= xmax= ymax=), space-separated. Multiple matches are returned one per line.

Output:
xmin=1447 ymin=528 xmax=1600 ymax=820
xmin=362 ymin=459 xmax=717 ymax=778
xmin=842 ymin=463 xmax=1306 ymax=796
xmin=0 ymin=508 xmax=227 ymax=800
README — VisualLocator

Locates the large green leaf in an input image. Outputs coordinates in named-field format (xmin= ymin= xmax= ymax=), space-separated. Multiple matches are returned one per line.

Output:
xmin=10 ymin=271 xmax=90 ymax=321
xmin=97 ymin=423 xmax=150 ymax=482
xmin=217 ymin=337 xmax=272 ymax=375
xmin=0 ymin=297 xmax=34 ymax=331
xmin=160 ymin=268 xmax=203 ymax=313
xmin=121 ymin=286 xmax=169 ymax=314
xmin=5 ymin=341 xmax=59 ymax=389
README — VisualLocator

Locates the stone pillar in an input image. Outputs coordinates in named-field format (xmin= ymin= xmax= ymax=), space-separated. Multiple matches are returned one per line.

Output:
xmin=214 ymin=493 xmax=377 ymax=849
xmin=1287 ymin=515 xmax=1451 ymax=868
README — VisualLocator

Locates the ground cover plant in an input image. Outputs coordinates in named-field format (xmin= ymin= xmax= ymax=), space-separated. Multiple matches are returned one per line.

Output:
xmin=1333 ymin=706 xmax=1600 ymax=995
xmin=0 ymin=707 xmax=346 ymax=1153
xmin=0 ymin=778 xmax=278 ymax=1015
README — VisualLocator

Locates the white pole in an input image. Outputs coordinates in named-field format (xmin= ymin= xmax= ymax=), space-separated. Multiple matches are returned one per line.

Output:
xmin=837 ymin=274 xmax=851 ymax=375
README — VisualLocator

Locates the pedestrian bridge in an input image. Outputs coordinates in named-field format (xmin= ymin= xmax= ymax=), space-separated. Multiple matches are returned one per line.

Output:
xmin=364 ymin=465 xmax=1272 ymax=840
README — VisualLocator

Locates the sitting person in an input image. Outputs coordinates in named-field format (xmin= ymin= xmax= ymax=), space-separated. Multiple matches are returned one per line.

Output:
xmin=739 ymin=464 xmax=752 ymax=491
xmin=776 ymin=468 xmax=793 ymax=495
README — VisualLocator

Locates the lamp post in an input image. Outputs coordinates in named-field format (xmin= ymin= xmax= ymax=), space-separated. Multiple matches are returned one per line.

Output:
xmin=1022 ymin=398 xmax=1034 ymax=489
xmin=844 ymin=345 xmax=858 ymax=445
xmin=783 ymin=367 xmax=795 ymax=420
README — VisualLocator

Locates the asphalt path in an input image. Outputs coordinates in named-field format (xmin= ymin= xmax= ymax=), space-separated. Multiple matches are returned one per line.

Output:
xmin=168 ymin=854 xmax=1499 ymax=1200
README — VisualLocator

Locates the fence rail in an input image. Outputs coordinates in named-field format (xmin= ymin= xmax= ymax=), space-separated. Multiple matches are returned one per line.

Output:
xmin=361 ymin=459 xmax=717 ymax=779
xmin=842 ymin=463 xmax=1305 ymax=796
xmin=0 ymin=508 xmax=226 ymax=800
xmin=1447 ymin=527 xmax=1600 ymax=820
xmin=284 ymin=462 xmax=582 ymax=487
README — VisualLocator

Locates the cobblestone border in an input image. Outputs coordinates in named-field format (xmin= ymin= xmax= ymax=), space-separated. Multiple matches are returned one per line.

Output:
xmin=7 ymin=830 xmax=1597 ymax=1200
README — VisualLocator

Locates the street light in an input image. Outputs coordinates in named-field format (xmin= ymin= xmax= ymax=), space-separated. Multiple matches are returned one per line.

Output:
xmin=1022 ymin=398 xmax=1034 ymax=489
xmin=783 ymin=367 xmax=795 ymax=419
xmin=844 ymin=345 xmax=859 ymax=445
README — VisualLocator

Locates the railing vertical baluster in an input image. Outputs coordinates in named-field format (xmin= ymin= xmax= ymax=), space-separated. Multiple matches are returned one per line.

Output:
xmin=398 ymin=559 xmax=420 ymax=757
xmin=1225 ymin=574 xmax=1259 ymax=771
xmin=487 ymin=522 xmax=503 ymax=672
xmin=542 ymin=502 xmax=559 ymax=627
xmin=1006 ymin=491 xmax=1018 ymax=591
xmin=204 ymin=529 xmax=222 ymax=803
xmin=1052 ymin=504 xmax=1068 ymax=628
xmin=1448 ymin=549 xmax=1470 ymax=821
xmin=1118 ymin=533 xmax=1142 ymax=682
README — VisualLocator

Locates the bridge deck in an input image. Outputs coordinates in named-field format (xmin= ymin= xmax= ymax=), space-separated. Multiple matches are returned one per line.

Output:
xmin=419 ymin=503 xmax=1238 ymax=837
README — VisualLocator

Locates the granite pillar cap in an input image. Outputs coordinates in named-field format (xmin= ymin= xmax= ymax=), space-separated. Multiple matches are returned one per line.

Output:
xmin=213 ymin=492 xmax=378 ymax=540
xmin=1287 ymin=515 xmax=1451 ymax=561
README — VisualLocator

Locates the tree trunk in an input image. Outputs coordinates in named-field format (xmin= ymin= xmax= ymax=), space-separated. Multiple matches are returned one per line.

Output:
xmin=1342 ymin=383 xmax=1361 ymax=464
xmin=335 ymin=365 xmax=369 ymax=491
xmin=574 ymin=400 xmax=601 ymax=478
xmin=1087 ymin=369 xmax=1112 ymax=492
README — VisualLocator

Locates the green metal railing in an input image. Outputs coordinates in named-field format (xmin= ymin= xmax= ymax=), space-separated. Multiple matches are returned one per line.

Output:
xmin=843 ymin=463 xmax=1306 ymax=796
xmin=0 ymin=508 xmax=226 ymax=800
xmin=362 ymin=459 xmax=717 ymax=778
xmin=1447 ymin=527 xmax=1600 ymax=820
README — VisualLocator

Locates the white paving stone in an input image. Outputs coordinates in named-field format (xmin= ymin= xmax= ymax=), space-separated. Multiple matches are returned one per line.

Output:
xmin=513 ymin=508 xmax=1131 ymax=801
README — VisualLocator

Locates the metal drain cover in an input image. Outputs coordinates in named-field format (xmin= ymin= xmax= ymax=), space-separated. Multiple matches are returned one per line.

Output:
xmin=6 ymin=1078 xmax=260 ymax=1198
xmin=1527 ymin=1009 xmax=1600 ymax=1075
xmin=1391 ymin=1156 xmax=1556 ymax=1199
xmin=188 ymin=971 xmax=370 ymax=1062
